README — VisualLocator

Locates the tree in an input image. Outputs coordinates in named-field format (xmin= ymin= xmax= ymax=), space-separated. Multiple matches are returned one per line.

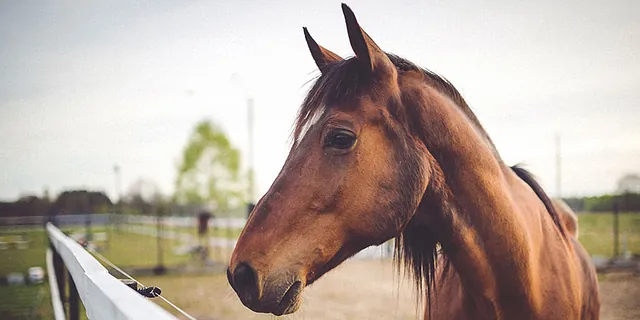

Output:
xmin=53 ymin=190 xmax=112 ymax=214
xmin=174 ymin=119 xmax=244 ymax=211
xmin=124 ymin=178 xmax=163 ymax=215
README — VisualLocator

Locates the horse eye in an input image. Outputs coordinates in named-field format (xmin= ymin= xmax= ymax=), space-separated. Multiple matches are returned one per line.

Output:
xmin=325 ymin=129 xmax=356 ymax=149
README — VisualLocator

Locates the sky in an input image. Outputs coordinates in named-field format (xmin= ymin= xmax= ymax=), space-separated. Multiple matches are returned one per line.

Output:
xmin=1 ymin=0 xmax=638 ymax=202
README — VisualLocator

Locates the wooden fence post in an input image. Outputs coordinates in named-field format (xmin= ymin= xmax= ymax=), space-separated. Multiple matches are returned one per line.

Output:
xmin=68 ymin=270 xmax=80 ymax=320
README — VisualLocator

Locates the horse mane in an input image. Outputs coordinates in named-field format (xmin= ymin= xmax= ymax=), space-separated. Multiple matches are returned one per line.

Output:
xmin=294 ymin=52 xmax=567 ymax=315
xmin=510 ymin=165 xmax=567 ymax=238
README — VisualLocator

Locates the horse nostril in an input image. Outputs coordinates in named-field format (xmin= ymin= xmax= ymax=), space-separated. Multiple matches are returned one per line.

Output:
xmin=232 ymin=262 xmax=259 ymax=303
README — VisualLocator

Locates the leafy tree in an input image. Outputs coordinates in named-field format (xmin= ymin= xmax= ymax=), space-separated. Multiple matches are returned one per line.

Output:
xmin=124 ymin=178 xmax=163 ymax=215
xmin=53 ymin=190 xmax=112 ymax=214
xmin=174 ymin=119 xmax=244 ymax=211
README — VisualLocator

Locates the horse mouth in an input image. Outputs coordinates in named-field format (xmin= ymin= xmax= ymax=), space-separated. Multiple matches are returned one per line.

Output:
xmin=273 ymin=280 xmax=303 ymax=315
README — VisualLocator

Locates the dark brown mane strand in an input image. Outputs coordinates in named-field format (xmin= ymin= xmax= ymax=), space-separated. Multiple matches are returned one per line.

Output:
xmin=510 ymin=165 xmax=567 ymax=238
xmin=394 ymin=218 xmax=440 ymax=316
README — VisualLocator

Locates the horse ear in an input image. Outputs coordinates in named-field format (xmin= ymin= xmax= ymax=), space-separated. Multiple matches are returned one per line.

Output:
xmin=341 ymin=3 xmax=388 ymax=72
xmin=303 ymin=27 xmax=343 ymax=74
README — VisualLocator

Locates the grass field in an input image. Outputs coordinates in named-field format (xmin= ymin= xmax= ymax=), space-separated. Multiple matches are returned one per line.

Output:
xmin=0 ymin=224 xmax=234 ymax=319
xmin=577 ymin=212 xmax=640 ymax=257
xmin=159 ymin=224 xmax=243 ymax=239
xmin=0 ymin=225 xmax=237 ymax=276
xmin=0 ymin=228 xmax=48 ymax=277
xmin=105 ymin=226 xmax=236 ymax=266
xmin=124 ymin=223 xmax=243 ymax=240
xmin=0 ymin=283 xmax=52 ymax=320
xmin=97 ymin=230 xmax=194 ymax=268
xmin=0 ymin=213 xmax=638 ymax=319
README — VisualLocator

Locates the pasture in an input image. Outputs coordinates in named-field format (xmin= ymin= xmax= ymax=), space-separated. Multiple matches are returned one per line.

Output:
xmin=158 ymin=224 xmax=243 ymax=240
xmin=0 ymin=284 xmax=52 ymax=320
xmin=0 ymin=213 xmax=638 ymax=319
xmin=577 ymin=212 xmax=640 ymax=257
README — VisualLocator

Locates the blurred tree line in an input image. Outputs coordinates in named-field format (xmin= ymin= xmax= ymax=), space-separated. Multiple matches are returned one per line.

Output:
xmin=563 ymin=192 xmax=640 ymax=212
xmin=0 ymin=190 xmax=113 ymax=217
xmin=0 ymin=185 xmax=177 ymax=217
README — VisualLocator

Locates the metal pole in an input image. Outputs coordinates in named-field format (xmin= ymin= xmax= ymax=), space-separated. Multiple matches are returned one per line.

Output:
xmin=613 ymin=199 xmax=619 ymax=258
xmin=247 ymin=97 xmax=255 ymax=204
xmin=114 ymin=164 xmax=122 ymax=204
xmin=555 ymin=133 xmax=562 ymax=198
xmin=85 ymin=196 xmax=92 ymax=242
xmin=232 ymin=73 xmax=256 ymax=206
xmin=154 ymin=203 xmax=166 ymax=275
xmin=114 ymin=164 xmax=122 ymax=233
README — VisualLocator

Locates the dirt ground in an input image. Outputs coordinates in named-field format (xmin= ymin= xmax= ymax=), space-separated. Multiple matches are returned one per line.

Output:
xmin=143 ymin=259 xmax=640 ymax=320
xmin=598 ymin=272 xmax=640 ymax=320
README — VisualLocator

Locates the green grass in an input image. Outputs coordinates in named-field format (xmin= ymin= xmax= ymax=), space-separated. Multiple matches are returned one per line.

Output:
xmin=97 ymin=230 xmax=193 ymax=268
xmin=123 ymin=222 xmax=243 ymax=239
xmin=0 ymin=225 xmax=237 ymax=276
xmin=0 ymin=225 xmax=231 ymax=320
xmin=0 ymin=283 xmax=52 ymax=320
xmin=159 ymin=224 xmax=243 ymax=239
xmin=0 ymin=229 xmax=48 ymax=277
xmin=577 ymin=212 xmax=640 ymax=257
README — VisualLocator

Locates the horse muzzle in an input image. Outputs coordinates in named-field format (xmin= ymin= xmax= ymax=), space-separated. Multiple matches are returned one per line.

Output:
xmin=227 ymin=263 xmax=305 ymax=316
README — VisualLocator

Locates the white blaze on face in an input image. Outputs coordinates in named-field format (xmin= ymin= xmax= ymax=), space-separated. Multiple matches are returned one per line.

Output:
xmin=294 ymin=106 xmax=326 ymax=149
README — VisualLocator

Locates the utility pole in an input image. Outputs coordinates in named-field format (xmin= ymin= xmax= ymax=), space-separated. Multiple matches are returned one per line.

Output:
xmin=113 ymin=164 xmax=122 ymax=203
xmin=555 ymin=133 xmax=562 ymax=199
xmin=113 ymin=164 xmax=122 ymax=233
xmin=84 ymin=195 xmax=92 ymax=242
xmin=247 ymin=97 xmax=255 ymax=204
xmin=613 ymin=200 xmax=619 ymax=258
xmin=231 ymin=72 xmax=257 ymax=216
xmin=154 ymin=202 xmax=166 ymax=275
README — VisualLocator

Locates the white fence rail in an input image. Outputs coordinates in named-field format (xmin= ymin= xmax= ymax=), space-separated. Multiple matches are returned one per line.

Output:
xmin=46 ymin=222 xmax=178 ymax=320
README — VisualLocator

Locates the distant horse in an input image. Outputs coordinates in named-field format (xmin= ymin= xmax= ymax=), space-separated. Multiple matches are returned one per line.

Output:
xmin=228 ymin=4 xmax=599 ymax=319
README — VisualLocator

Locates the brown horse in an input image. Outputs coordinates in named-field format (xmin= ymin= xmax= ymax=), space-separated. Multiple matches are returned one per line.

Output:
xmin=228 ymin=4 xmax=600 ymax=319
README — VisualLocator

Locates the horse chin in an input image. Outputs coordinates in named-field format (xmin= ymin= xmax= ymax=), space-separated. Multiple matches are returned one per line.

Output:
xmin=272 ymin=281 xmax=304 ymax=316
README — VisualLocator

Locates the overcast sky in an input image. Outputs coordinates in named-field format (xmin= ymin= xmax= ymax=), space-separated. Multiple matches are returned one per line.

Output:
xmin=1 ymin=0 xmax=638 ymax=202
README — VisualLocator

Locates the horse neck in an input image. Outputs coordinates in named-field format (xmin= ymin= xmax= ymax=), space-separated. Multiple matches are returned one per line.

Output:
xmin=410 ymin=88 xmax=537 ymax=315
